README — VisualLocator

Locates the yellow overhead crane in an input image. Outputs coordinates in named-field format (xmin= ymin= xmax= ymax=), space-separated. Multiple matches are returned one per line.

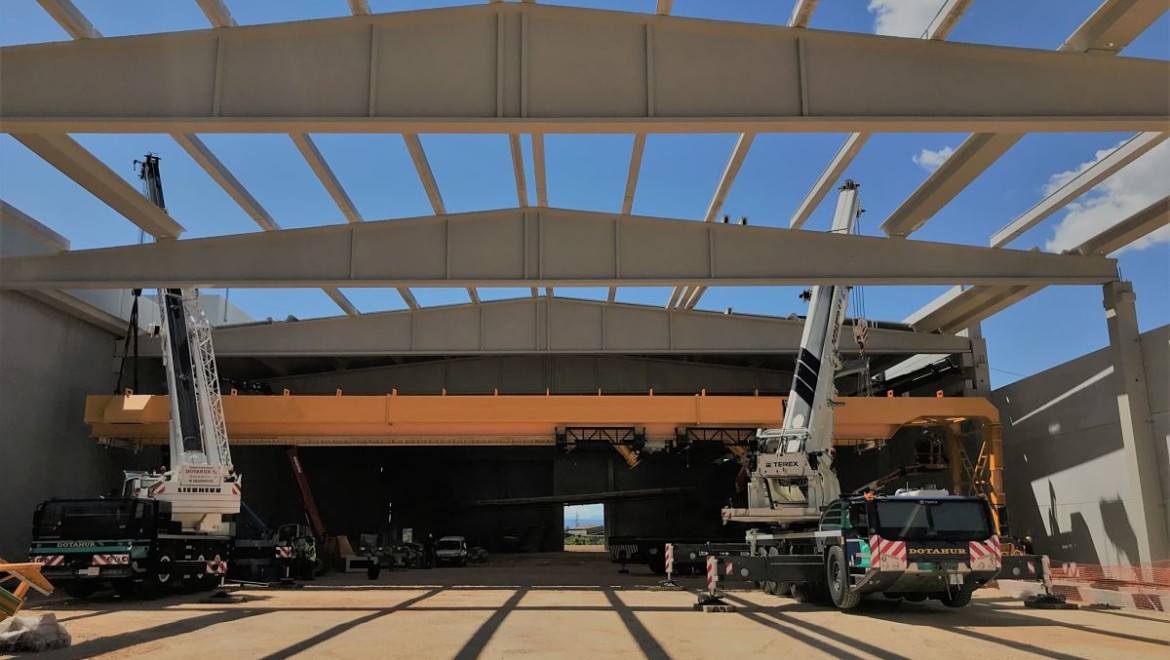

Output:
xmin=84 ymin=391 xmax=1004 ymax=509
xmin=85 ymin=391 xmax=997 ymax=445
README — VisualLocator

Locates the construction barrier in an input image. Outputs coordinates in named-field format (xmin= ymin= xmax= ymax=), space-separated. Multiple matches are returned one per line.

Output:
xmin=1001 ymin=559 xmax=1170 ymax=612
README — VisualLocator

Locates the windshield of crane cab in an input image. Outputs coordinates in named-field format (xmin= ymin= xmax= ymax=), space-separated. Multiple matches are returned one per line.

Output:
xmin=873 ymin=500 xmax=991 ymax=541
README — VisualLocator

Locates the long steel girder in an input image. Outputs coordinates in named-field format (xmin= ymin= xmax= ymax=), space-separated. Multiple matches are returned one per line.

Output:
xmin=2 ymin=4 xmax=1167 ymax=134
xmin=132 ymin=297 xmax=972 ymax=358
xmin=9 ymin=134 xmax=185 ymax=238
xmin=906 ymin=195 xmax=1169 ymax=333
xmin=878 ymin=0 xmax=1168 ymax=238
xmin=0 ymin=208 xmax=1118 ymax=290
xmin=788 ymin=0 xmax=972 ymax=231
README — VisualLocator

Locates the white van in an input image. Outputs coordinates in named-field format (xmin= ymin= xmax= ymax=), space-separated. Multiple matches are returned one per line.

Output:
xmin=435 ymin=536 xmax=469 ymax=567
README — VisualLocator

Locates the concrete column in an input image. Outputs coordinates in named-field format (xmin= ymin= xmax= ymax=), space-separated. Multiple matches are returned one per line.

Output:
xmin=1103 ymin=281 xmax=1168 ymax=563
xmin=961 ymin=322 xmax=992 ymax=396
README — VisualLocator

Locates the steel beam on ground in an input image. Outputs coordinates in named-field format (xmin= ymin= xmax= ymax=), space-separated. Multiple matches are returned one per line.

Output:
xmin=130 ymin=297 xmax=972 ymax=357
xmin=789 ymin=0 xmax=972 ymax=230
xmin=990 ymin=132 xmax=1167 ymax=247
xmin=906 ymin=195 xmax=1168 ymax=333
xmin=3 ymin=4 xmax=1166 ymax=134
xmin=878 ymin=0 xmax=1167 ymax=239
xmin=35 ymin=0 xmax=100 ymax=39
xmin=0 ymin=208 xmax=1118 ymax=290
xmin=195 ymin=0 xmax=237 ymax=28
xmin=10 ymin=133 xmax=185 ymax=239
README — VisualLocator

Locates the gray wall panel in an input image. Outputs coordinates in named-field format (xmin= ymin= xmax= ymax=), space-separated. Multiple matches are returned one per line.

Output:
xmin=994 ymin=325 xmax=1169 ymax=565
xmin=0 ymin=292 xmax=157 ymax=560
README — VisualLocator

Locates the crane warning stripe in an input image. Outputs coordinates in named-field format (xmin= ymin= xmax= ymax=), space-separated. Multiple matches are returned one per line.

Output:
xmin=32 ymin=555 xmax=65 ymax=566
xmin=869 ymin=536 xmax=907 ymax=567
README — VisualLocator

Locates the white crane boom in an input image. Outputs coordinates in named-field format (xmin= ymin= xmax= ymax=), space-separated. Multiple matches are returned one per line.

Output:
xmin=724 ymin=180 xmax=862 ymax=528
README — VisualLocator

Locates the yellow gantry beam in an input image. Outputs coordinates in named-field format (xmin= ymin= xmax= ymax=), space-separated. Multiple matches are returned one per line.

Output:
xmin=85 ymin=393 xmax=1000 ymax=447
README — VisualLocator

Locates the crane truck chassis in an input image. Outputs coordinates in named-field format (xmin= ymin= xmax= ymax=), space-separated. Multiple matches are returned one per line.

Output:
xmin=28 ymin=498 xmax=232 ymax=598
xmin=652 ymin=181 xmax=1050 ymax=610
xmin=667 ymin=491 xmax=1046 ymax=610
xmin=27 ymin=157 xmax=241 ymax=598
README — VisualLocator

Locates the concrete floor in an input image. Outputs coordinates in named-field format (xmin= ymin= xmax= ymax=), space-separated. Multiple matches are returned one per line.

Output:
xmin=12 ymin=552 xmax=1169 ymax=660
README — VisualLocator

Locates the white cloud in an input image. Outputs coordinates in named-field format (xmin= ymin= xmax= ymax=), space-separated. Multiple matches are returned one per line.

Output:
xmin=1045 ymin=140 xmax=1170 ymax=255
xmin=867 ymin=0 xmax=942 ymax=37
xmin=912 ymin=146 xmax=955 ymax=171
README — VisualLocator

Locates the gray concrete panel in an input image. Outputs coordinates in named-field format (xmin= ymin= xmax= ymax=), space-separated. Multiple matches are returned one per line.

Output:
xmin=3 ymin=4 xmax=1167 ymax=133
xmin=0 ymin=292 xmax=157 ymax=560
xmin=994 ymin=324 xmax=1170 ymax=564
xmin=0 ymin=209 xmax=1119 ymax=289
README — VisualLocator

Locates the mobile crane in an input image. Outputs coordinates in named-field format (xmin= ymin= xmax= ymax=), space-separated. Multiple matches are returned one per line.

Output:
xmin=669 ymin=182 xmax=1042 ymax=610
xmin=27 ymin=155 xmax=241 ymax=597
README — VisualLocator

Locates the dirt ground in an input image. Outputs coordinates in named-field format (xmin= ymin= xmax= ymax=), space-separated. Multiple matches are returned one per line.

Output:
xmin=9 ymin=551 xmax=1168 ymax=659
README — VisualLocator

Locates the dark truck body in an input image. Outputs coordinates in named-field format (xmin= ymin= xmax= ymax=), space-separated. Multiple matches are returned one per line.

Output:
xmin=28 ymin=497 xmax=232 ymax=597
xmin=668 ymin=493 xmax=1046 ymax=610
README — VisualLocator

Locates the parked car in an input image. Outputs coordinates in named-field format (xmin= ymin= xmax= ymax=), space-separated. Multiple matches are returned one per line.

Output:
xmin=435 ymin=536 xmax=469 ymax=567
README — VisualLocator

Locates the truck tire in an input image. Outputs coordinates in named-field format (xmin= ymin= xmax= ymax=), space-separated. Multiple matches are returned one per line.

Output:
xmin=826 ymin=546 xmax=861 ymax=611
xmin=940 ymin=589 xmax=973 ymax=608
xmin=143 ymin=554 xmax=174 ymax=597
xmin=790 ymin=582 xmax=826 ymax=604
xmin=773 ymin=582 xmax=793 ymax=598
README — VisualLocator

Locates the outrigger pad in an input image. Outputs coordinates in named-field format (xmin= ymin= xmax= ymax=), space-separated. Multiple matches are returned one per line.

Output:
xmin=693 ymin=593 xmax=737 ymax=612
xmin=202 ymin=589 xmax=247 ymax=604
xmin=1024 ymin=594 xmax=1078 ymax=610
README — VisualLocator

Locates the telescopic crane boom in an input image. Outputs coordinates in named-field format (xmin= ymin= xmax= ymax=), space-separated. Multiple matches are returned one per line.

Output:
xmin=723 ymin=180 xmax=863 ymax=528
xmin=123 ymin=155 xmax=241 ymax=536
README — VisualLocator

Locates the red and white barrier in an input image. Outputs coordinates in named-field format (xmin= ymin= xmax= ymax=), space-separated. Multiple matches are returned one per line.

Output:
xmin=205 ymin=555 xmax=228 ymax=576
xmin=91 ymin=554 xmax=130 ymax=566
xmin=664 ymin=543 xmax=673 ymax=578
xmin=706 ymin=555 xmax=717 ymax=596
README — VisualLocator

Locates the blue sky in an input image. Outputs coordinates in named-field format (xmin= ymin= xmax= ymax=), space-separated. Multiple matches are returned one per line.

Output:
xmin=1 ymin=1 xmax=1167 ymax=387
xmin=565 ymin=504 xmax=603 ymax=529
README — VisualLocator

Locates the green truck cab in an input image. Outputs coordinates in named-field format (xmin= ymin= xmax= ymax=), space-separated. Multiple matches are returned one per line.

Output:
xmin=813 ymin=490 xmax=1002 ymax=609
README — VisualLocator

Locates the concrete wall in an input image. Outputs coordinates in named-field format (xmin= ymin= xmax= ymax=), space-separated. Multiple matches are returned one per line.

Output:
xmin=993 ymin=325 xmax=1169 ymax=565
xmin=0 ymin=291 xmax=158 ymax=560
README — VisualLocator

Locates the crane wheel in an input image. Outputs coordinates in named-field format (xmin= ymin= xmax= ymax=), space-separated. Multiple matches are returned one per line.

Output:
xmin=826 ymin=546 xmax=861 ymax=611
xmin=940 ymin=589 xmax=973 ymax=608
